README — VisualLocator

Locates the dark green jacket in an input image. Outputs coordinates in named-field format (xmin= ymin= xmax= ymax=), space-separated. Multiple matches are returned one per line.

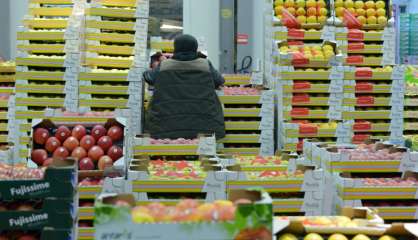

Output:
xmin=144 ymin=58 xmax=225 ymax=140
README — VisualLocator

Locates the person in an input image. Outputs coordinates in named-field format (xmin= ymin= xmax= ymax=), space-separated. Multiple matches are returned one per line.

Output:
xmin=143 ymin=34 xmax=225 ymax=140
xmin=149 ymin=52 xmax=166 ymax=69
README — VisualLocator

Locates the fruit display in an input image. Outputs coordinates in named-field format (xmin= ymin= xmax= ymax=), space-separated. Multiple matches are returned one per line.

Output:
xmin=149 ymin=138 xmax=199 ymax=145
xmin=278 ymin=42 xmax=339 ymax=67
xmin=30 ymin=119 xmax=125 ymax=171
xmin=334 ymin=0 xmax=390 ymax=28
xmin=0 ymin=163 xmax=45 ymax=180
xmin=94 ymin=189 xmax=273 ymax=240
xmin=147 ymin=160 xmax=206 ymax=180
xmin=222 ymin=74 xmax=252 ymax=86
xmin=274 ymin=0 xmax=330 ymax=26
xmin=222 ymin=87 xmax=261 ymax=96
xmin=231 ymin=155 xmax=289 ymax=171
xmin=246 ymin=170 xmax=305 ymax=180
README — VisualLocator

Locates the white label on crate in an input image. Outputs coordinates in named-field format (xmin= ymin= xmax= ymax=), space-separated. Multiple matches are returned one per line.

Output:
xmin=329 ymin=66 xmax=345 ymax=80
xmin=134 ymin=55 xmax=148 ymax=68
xmin=64 ymin=26 xmax=79 ymax=40
xmin=64 ymin=39 xmax=80 ymax=53
xmin=382 ymin=52 xmax=396 ymax=66
xmin=128 ymin=82 xmax=142 ymax=95
xmin=135 ymin=19 xmax=148 ymax=32
xmin=392 ymin=65 xmax=406 ymax=80
xmin=197 ymin=135 xmax=216 ymax=155
xmin=321 ymin=26 xmax=336 ymax=41
xmin=136 ymin=0 xmax=150 ymax=18
xmin=128 ymin=68 xmax=144 ymax=82
xmin=260 ymin=116 xmax=274 ymax=130
xmin=15 ymin=66 xmax=28 ymax=72
xmin=400 ymin=154 xmax=418 ymax=172
xmin=64 ymin=54 xmax=80 ymax=67
xmin=250 ymin=72 xmax=263 ymax=85
xmin=328 ymin=108 xmax=342 ymax=120
xmin=260 ymin=103 xmax=274 ymax=118
xmin=16 ymin=51 xmax=28 ymax=58
xmin=260 ymin=130 xmax=274 ymax=142
xmin=203 ymin=171 xmax=226 ymax=193
xmin=260 ymin=143 xmax=274 ymax=156
xmin=260 ymin=91 xmax=274 ymax=103
xmin=329 ymin=80 xmax=344 ymax=93
xmin=64 ymin=68 xmax=78 ymax=82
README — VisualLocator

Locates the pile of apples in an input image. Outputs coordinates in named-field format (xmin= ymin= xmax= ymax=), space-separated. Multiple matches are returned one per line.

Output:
xmin=0 ymin=163 xmax=44 ymax=180
xmin=248 ymin=170 xmax=304 ymax=180
xmin=78 ymin=177 xmax=104 ymax=186
xmin=279 ymin=44 xmax=336 ymax=61
xmin=335 ymin=0 xmax=388 ymax=25
xmin=222 ymin=87 xmax=261 ymax=96
xmin=60 ymin=111 xmax=115 ymax=117
xmin=337 ymin=144 xmax=404 ymax=161
xmin=147 ymin=160 xmax=205 ymax=180
xmin=0 ymin=233 xmax=39 ymax=240
xmin=128 ymin=199 xmax=249 ymax=223
xmin=361 ymin=177 xmax=418 ymax=186
xmin=279 ymin=233 xmax=396 ymax=240
xmin=234 ymin=156 xmax=285 ymax=166
xmin=149 ymin=138 xmax=199 ymax=145
xmin=31 ymin=123 xmax=124 ymax=171
xmin=274 ymin=0 xmax=329 ymax=25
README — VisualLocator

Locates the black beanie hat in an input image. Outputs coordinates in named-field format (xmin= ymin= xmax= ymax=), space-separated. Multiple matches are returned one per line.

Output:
xmin=174 ymin=34 xmax=198 ymax=54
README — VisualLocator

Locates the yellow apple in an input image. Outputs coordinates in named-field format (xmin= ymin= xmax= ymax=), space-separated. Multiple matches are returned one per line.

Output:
xmin=287 ymin=7 xmax=296 ymax=15
xmin=279 ymin=233 xmax=298 ymax=240
xmin=365 ymin=0 xmax=375 ymax=9
xmin=378 ymin=16 xmax=387 ymax=24
xmin=274 ymin=0 xmax=284 ymax=6
xmin=348 ymin=7 xmax=356 ymax=14
xmin=336 ymin=7 xmax=344 ymax=17
xmin=354 ymin=0 xmax=365 ymax=9
xmin=357 ymin=15 xmax=367 ymax=24
xmin=352 ymin=234 xmax=371 ymax=240
xmin=304 ymin=233 xmax=324 ymax=240
xmin=295 ymin=0 xmax=305 ymax=8
xmin=307 ymin=7 xmax=317 ymax=16
xmin=317 ymin=0 xmax=326 ymax=8
xmin=366 ymin=8 xmax=376 ymax=17
xmin=306 ymin=0 xmax=316 ymax=8
xmin=297 ymin=15 xmax=307 ymax=24
xmin=324 ymin=51 xmax=335 ymax=59
xmin=280 ymin=46 xmax=289 ymax=52
xmin=275 ymin=5 xmax=284 ymax=15
xmin=356 ymin=8 xmax=366 ymax=16
xmin=328 ymin=233 xmax=348 ymax=240
xmin=284 ymin=0 xmax=295 ymax=8
xmin=344 ymin=0 xmax=354 ymax=8
xmin=367 ymin=15 xmax=377 ymax=24
xmin=378 ymin=236 xmax=396 ymax=240
xmin=307 ymin=15 xmax=317 ymax=23
xmin=290 ymin=46 xmax=299 ymax=51
xmin=296 ymin=7 xmax=306 ymax=16
xmin=376 ymin=8 xmax=386 ymax=16
xmin=312 ymin=46 xmax=322 ymax=51
xmin=319 ymin=8 xmax=328 ymax=16
xmin=376 ymin=0 xmax=385 ymax=9
xmin=335 ymin=0 xmax=344 ymax=8
xmin=318 ymin=16 xmax=327 ymax=24
xmin=322 ymin=45 xmax=334 ymax=52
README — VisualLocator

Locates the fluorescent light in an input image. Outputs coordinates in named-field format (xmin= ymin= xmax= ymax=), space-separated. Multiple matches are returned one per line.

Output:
xmin=161 ymin=24 xmax=183 ymax=30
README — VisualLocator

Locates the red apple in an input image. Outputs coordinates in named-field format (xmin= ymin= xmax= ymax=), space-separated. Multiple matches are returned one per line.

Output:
xmin=72 ymin=125 xmax=87 ymax=140
xmin=88 ymin=146 xmax=104 ymax=162
xmin=80 ymin=135 xmax=95 ymax=151
xmin=31 ymin=149 xmax=48 ymax=166
xmin=53 ymin=147 xmax=69 ymax=160
xmin=107 ymin=145 xmax=123 ymax=161
xmin=55 ymin=125 xmax=71 ymax=142
xmin=71 ymin=147 xmax=87 ymax=160
xmin=91 ymin=125 xmax=107 ymax=141
xmin=79 ymin=157 xmax=95 ymax=171
xmin=97 ymin=136 xmax=113 ymax=152
xmin=98 ymin=155 xmax=113 ymax=170
xmin=17 ymin=204 xmax=34 ymax=211
xmin=45 ymin=137 xmax=61 ymax=153
xmin=17 ymin=235 xmax=37 ymax=240
xmin=33 ymin=128 xmax=50 ymax=145
xmin=107 ymin=125 xmax=123 ymax=141
xmin=63 ymin=136 xmax=79 ymax=152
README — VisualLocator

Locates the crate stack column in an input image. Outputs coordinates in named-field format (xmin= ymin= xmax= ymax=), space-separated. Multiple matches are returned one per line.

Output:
xmin=0 ymin=63 xmax=17 ymax=149
xmin=14 ymin=0 xmax=84 ymax=161
xmin=80 ymin=0 xmax=148 ymax=136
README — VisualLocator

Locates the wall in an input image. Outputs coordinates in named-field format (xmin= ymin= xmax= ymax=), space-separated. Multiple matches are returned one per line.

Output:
xmin=183 ymin=0 xmax=220 ymax=68
xmin=0 ymin=1 xmax=10 ymax=60
xmin=9 ymin=0 xmax=29 ymax=60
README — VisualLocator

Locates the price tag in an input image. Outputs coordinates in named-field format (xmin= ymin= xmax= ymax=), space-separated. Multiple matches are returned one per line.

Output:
xmin=251 ymin=72 xmax=263 ymax=85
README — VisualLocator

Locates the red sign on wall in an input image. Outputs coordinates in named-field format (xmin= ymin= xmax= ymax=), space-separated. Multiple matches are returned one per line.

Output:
xmin=237 ymin=33 xmax=249 ymax=45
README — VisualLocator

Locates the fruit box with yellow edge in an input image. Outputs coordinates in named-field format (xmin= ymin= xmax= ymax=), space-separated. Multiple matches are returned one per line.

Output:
xmin=277 ymin=40 xmax=343 ymax=67
xmin=278 ymin=207 xmax=387 ymax=236
xmin=94 ymin=189 xmax=273 ymax=240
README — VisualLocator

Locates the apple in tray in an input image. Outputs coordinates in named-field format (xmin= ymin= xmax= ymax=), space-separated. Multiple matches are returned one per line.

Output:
xmin=247 ymin=170 xmax=304 ymax=180
xmin=148 ymin=160 xmax=206 ymax=180
xmin=234 ymin=155 xmax=288 ymax=166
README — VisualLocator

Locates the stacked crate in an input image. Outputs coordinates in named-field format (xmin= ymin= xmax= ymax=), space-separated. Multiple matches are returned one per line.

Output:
xmin=80 ymin=0 xmax=149 ymax=136
xmin=218 ymin=86 xmax=275 ymax=156
xmin=335 ymin=26 xmax=403 ymax=145
xmin=0 ymin=62 xmax=16 ymax=147
xmin=305 ymin=141 xmax=418 ymax=221
xmin=14 ymin=0 xmax=84 ymax=160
